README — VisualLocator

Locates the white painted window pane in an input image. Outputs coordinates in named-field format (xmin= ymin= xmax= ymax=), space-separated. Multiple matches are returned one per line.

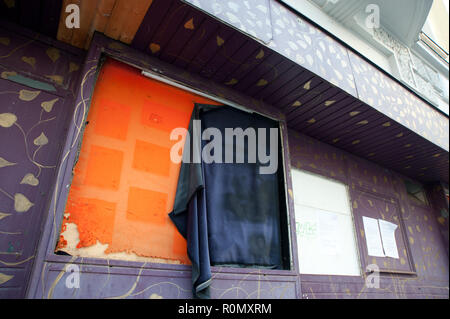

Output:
xmin=292 ymin=169 xmax=361 ymax=276
xmin=291 ymin=169 xmax=351 ymax=214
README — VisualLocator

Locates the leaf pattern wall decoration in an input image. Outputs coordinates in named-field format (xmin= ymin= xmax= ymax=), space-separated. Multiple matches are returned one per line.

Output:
xmin=20 ymin=173 xmax=39 ymax=186
xmin=0 ymin=273 xmax=13 ymax=285
xmin=149 ymin=43 xmax=160 ymax=54
xmin=41 ymin=98 xmax=59 ymax=113
xmin=3 ymin=0 xmax=15 ymax=9
xmin=0 ymin=113 xmax=17 ymax=127
xmin=0 ymin=212 xmax=11 ymax=221
xmin=21 ymin=56 xmax=36 ymax=69
xmin=18 ymin=89 xmax=40 ymax=101
xmin=14 ymin=193 xmax=34 ymax=213
xmin=33 ymin=132 xmax=48 ymax=146
xmin=0 ymin=37 xmax=10 ymax=46
xmin=0 ymin=157 xmax=17 ymax=168
xmin=46 ymin=48 xmax=60 ymax=63
xmin=69 ymin=62 xmax=79 ymax=73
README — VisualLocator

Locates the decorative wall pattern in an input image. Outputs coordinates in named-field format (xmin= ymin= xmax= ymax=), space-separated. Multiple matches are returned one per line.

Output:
xmin=288 ymin=130 xmax=449 ymax=299
xmin=348 ymin=51 xmax=449 ymax=151
xmin=266 ymin=0 xmax=357 ymax=96
xmin=185 ymin=0 xmax=273 ymax=43
xmin=0 ymin=24 xmax=83 ymax=298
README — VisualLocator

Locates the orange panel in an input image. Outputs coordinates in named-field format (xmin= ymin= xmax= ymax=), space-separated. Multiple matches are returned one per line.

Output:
xmin=57 ymin=58 xmax=220 ymax=264
xmin=126 ymin=187 xmax=168 ymax=224
xmin=68 ymin=197 xmax=116 ymax=249
xmin=133 ymin=140 xmax=171 ymax=176
xmin=83 ymin=145 xmax=124 ymax=190
xmin=94 ymin=98 xmax=132 ymax=140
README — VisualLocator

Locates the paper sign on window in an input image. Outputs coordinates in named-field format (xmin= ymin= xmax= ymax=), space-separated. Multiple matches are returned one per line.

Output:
xmin=362 ymin=216 xmax=399 ymax=259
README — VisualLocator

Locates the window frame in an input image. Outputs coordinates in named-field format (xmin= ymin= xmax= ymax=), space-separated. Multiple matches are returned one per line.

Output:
xmin=290 ymin=168 xmax=363 ymax=277
xmin=351 ymin=188 xmax=417 ymax=275
xmin=34 ymin=42 xmax=300 ymax=281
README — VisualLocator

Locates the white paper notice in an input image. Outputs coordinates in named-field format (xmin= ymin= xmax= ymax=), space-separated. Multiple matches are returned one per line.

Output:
xmin=362 ymin=216 xmax=385 ymax=257
xmin=379 ymin=220 xmax=399 ymax=259
xmin=318 ymin=210 xmax=340 ymax=255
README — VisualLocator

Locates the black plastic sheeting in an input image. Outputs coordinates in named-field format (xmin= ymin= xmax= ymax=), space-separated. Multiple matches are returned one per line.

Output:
xmin=169 ymin=104 xmax=284 ymax=298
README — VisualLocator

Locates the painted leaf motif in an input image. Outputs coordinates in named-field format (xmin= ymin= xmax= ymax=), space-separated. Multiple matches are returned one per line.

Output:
xmin=41 ymin=98 xmax=59 ymax=113
xmin=256 ymin=79 xmax=268 ymax=86
xmin=225 ymin=78 xmax=238 ymax=85
xmin=20 ymin=173 xmax=39 ymax=186
xmin=1 ymin=71 xmax=17 ymax=79
xmin=184 ymin=18 xmax=194 ymax=30
xmin=216 ymin=35 xmax=224 ymax=46
xmin=21 ymin=56 xmax=36 ymax=68
xmin=303 ymin=80 xmax=311 ymax=90
xmin=46 ymin=47 xmax=60 ymax=63
xmin=255 ymin=49 xmax=264 ymax=59
xmin=0 ymin=157 xmax=17 ymax=168
xmin=0 ymin=37 xmax=10 ymax=46
xmin=149 ymin=43 xmax=160 ymax=54
xmin=0 ymin=212 xmax=11 ymax=220
xmin=149 ymin=293 xmax=163 ymax=299
xmin=0 ymin=113 xmax=17 ymax=127
xmin=69 ymin=62 xmax=79 ymax=73
xmin=33 ymin=132 xmax=48 ymax=146
xmin=0 ymin=273 xmax=14 ymax=286
xmin=18 ymin=89 xmax=40 ymax=101
xmin=4 ymin=0 xmax=15 ymax=8
xmin=14 ymin=193 xmax=34 ymax=213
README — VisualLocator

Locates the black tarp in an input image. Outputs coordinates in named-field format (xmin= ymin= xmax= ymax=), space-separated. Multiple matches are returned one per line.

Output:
xmin=169 ymin=104 xmax=283 ymax=298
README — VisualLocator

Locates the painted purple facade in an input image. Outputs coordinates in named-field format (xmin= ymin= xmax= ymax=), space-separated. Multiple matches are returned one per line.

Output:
xmin=0 ymin=0 xmax=448 ymax=299
xmin=289 ymin=131 xmax=449 ymax=298
xmin=0 ymin=21 xmax=84 ymax=298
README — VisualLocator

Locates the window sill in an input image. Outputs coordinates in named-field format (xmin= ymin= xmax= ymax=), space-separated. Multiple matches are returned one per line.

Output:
xmin=45 ymin=253 xmax=297 ymax=277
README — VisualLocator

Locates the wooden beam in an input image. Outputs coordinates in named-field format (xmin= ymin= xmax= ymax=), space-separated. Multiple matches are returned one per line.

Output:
xmin=104 ymin=0 xmax=153 ymax=44
xmin=56 ymin=0 xmax=152 ymax=49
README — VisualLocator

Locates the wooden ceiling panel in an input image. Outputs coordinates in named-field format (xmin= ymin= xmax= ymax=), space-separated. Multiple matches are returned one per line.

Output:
xmin=57 ymin=0 xmax=153 ymax=49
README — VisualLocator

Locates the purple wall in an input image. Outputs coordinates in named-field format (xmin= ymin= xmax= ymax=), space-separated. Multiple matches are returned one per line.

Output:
xmin=288 ymin=131 xmax=449 ymax=298
xmin=0 ymin=22 xmax=84 ymax=298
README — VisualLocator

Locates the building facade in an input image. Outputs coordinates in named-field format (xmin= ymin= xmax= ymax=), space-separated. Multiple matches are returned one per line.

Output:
xmin=0 ymin=0 xmax=448 ymax=299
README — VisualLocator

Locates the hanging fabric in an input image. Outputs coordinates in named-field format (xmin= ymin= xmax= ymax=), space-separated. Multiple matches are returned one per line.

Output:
xmin=169 ymin=104 xmax=284 ymax=299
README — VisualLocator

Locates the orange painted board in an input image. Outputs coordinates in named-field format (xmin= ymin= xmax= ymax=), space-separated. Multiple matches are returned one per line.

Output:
xmin=57 ymin=58 xmax=220 ymax=265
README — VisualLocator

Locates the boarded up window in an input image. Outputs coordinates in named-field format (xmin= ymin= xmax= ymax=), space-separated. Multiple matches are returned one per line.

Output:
xmin=56 ymin=58 xmax=219 ymax=264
